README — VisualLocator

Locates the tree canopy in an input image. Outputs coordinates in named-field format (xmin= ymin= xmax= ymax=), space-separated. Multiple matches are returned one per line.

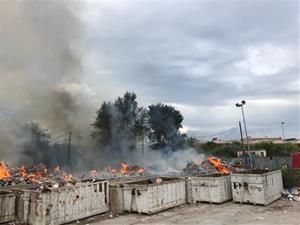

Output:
xmin=148 ymin=103 xmax=184 ymax=149
xmin=92 ymin=93 xmax=187 ymax=156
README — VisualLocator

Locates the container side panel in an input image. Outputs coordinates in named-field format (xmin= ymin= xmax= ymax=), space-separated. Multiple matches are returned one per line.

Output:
xmin=0 ymin=193 xmax=15 ymax=223
xmin=231 ymin=170 xmax=282 ymax=205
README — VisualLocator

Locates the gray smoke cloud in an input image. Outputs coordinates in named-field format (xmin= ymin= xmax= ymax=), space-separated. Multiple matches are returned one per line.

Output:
xmin=0 ymin=0 xmax=93 ymax=165
xmin=142 ymin=147 xmax=206 ymax=175
xmin=0 ymin=1 xmax=209 ymax=170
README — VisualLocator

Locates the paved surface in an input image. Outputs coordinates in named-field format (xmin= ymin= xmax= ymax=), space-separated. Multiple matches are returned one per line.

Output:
xmin=71 ymin=200 xmax=300 ymax=225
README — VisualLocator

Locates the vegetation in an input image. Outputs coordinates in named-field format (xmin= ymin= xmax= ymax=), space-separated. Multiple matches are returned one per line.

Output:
xmin=92 ymin=92 xmax=187 ymax=156
xmin=282 ymin=168 xmax=300 ymax=188
xmin=92 ymin=92 xmax=142 ymax=157
xmin=148 ymin=103 xmax=185 ymax=149
xmin=252 ymin=142 xmax=300 ymax=157
xmin=195 ymin=141 xmax=300 ymax=157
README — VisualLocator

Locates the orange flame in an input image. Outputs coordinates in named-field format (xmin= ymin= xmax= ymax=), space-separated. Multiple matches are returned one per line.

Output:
xmin=107 ymin=162 xmax=145 ymax=175
xmin=137 ymin=168 xmax=145 ymax=174
xmin=20 ymin=166 xmax=27 ymax=177
xmin=120 ymin=162 xmax=129 ymax=174
xmin=0 ymin=162 xmax=76 ymax=184
xmin=54 ymin=165 xmax=60 ymax=173
xmin=0 ymin=161 xmax=11 ymax=180
xmin=63 ymin=173 xmax=74 ymax=182
xmin=207 ymin=157 xmax=230 ymax=174
xmin=107 ymin=166 xmax=117 ymax=174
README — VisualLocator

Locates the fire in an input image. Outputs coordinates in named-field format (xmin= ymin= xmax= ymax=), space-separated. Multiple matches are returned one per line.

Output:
xmin=107 ymin=167 xmax=117 ymax=174
xmin=107 ymin=162 xmax=145 ymax=175
xmin=63 ymin=173 xmax=74 ymax=182
xmin=120 ymin=162 xmax=129 ymax=174
xmin=0 ymin=161 xmax=11 ymax=180
xmin=54 ymin=165 xmax=60 ymax=173
xmin=137 ymin=168 xmax=145 ymax=174
xmin=207 ymin=157 xmax=230 ymax=174
xmin=0 ymin=161 xmax=77 ymax=185
xmin=27 ymin=171 xmax=47 ymax=183
xmin=20 ymin=166 xmax=27 ymax=177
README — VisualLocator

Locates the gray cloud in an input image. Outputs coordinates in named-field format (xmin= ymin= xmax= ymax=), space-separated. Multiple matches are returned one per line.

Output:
xmin=85 ymin=0 xmax=299 ymax=138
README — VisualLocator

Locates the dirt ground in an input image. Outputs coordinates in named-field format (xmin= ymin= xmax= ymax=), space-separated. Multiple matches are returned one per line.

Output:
xmin=70 ymin=200 xmax=300 ymax=225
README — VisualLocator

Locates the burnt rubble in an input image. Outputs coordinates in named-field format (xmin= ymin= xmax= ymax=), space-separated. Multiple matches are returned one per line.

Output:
xmin=0 ymin=163 xmax=78 ymax=189
xmin=183 ymin=157 xmax=233 ymax=175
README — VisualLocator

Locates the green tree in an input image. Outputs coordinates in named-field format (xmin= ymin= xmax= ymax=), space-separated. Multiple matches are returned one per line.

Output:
xmin=135 ymin=106 xmax=150 ymax=138
xmin=91 ymin=102 xmax=114 ymax=146
xmin=148 ymin=103 xmax=184 ymax=149
xmin=92 ymin=92 xmax=149 ymax=160
xmin=114 ymin=92 xmax=138 ymax=133
xmin=114 ymin=92 xmax=138 ymax=151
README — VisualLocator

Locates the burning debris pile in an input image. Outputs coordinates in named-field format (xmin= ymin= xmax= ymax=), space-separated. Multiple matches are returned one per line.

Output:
xmin=183 ymin=157 xmax=232 ymax=175
xmin=0 ymin=161 xmax=76 ymax=187
xmin=107 ymin=162 xmax=145 ymax=176
xmin=0 ymin=160 xmax=147 ymax=189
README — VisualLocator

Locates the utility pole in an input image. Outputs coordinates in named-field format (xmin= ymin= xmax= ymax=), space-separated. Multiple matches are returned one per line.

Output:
xmin=241 ymin=104 xmax=250 ymax=152
xmin=236 ymin=100 xmax=252 ymax=169
xmin=141 ymin=134 xmax=144 ymax=167
xmin=239 ymin=121 xmax=245 ymax=151
xmin=281 ymin=122 xmax=287 ymax=152
xmin=67 ymin=131 xmax=72 ymax=166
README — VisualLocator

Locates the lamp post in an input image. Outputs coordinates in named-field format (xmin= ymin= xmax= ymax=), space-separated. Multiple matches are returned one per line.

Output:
xmin=281 ymin=122 xmax=286 ymax=140
xmin=236 ymin=100 xmax=252 ymax=169
xmin=281 ymin=122 xmax=287 ymax=152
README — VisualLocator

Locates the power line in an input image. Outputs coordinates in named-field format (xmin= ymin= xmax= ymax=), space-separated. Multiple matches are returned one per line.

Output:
xmin=194 ymin=127 xmax=238 ymax=139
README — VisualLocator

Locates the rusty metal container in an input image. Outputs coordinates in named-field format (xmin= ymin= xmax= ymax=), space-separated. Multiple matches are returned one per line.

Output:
xmin=0 ymin=190 xmax=15 ymax=224
xmin=14 ymin=180 xmax=109 ymax=225
xmin=122 ymin=177 xmax=186 ymax=214
xmin=231 ymin=170 xmax=283 ymax=206
xmin=186 ymin=174 xmax=232 ymax=204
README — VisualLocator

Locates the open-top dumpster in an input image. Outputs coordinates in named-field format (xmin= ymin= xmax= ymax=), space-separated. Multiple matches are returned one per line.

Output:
xmin=231 ymin=169 xmax=283 ymax=206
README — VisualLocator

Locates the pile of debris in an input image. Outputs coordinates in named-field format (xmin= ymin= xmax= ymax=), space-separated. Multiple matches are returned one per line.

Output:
xmin=281 ymin=188 xmax=300 ymax=201
xmin=183 ymin=156 xmax=232 ymax=175
xmin=183 ymin=162 xmax=210 ymax=174
xmin=0 ymin=161 xmax=76 ymax=187
xmin=107 ymin=162 xmax=145 ymax=176
xmin=0 ymin=160 xmax=148 ymax=190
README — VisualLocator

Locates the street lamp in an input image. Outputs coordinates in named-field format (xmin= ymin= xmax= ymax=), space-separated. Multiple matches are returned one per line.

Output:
xmin=281 ymin=122 xmax=287 ymax=152
xmin=281 ymin=122 xmax=286 ymax=140
xmin=236 ymin=100 xmax=252 ymax=169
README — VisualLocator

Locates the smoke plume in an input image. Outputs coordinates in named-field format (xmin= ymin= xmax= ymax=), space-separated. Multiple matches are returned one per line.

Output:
xmin=0 ymin=0 xmax=92 ymax=164
xmin=140 ymin=147 xmax=205 ymax=175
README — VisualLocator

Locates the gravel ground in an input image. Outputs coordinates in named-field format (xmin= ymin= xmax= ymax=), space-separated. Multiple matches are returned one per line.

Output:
xmin=70 ymin=200 xmax=300 ymax=225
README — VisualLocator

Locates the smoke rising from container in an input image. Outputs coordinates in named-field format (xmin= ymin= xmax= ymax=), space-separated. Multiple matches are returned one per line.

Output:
xmin=140 ymin=147 xmax=205 ymax=175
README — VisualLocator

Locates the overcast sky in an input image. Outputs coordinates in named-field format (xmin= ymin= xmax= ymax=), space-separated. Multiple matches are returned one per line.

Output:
xmin=0 ymin=0 xmax=299 ymax=140
xmin=80 ymin=0 xmax=299 ymax=139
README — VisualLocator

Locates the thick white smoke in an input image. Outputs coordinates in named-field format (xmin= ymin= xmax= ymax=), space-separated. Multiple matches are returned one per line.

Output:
xmin=138 ymin=147 xmax=205 ymax=175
